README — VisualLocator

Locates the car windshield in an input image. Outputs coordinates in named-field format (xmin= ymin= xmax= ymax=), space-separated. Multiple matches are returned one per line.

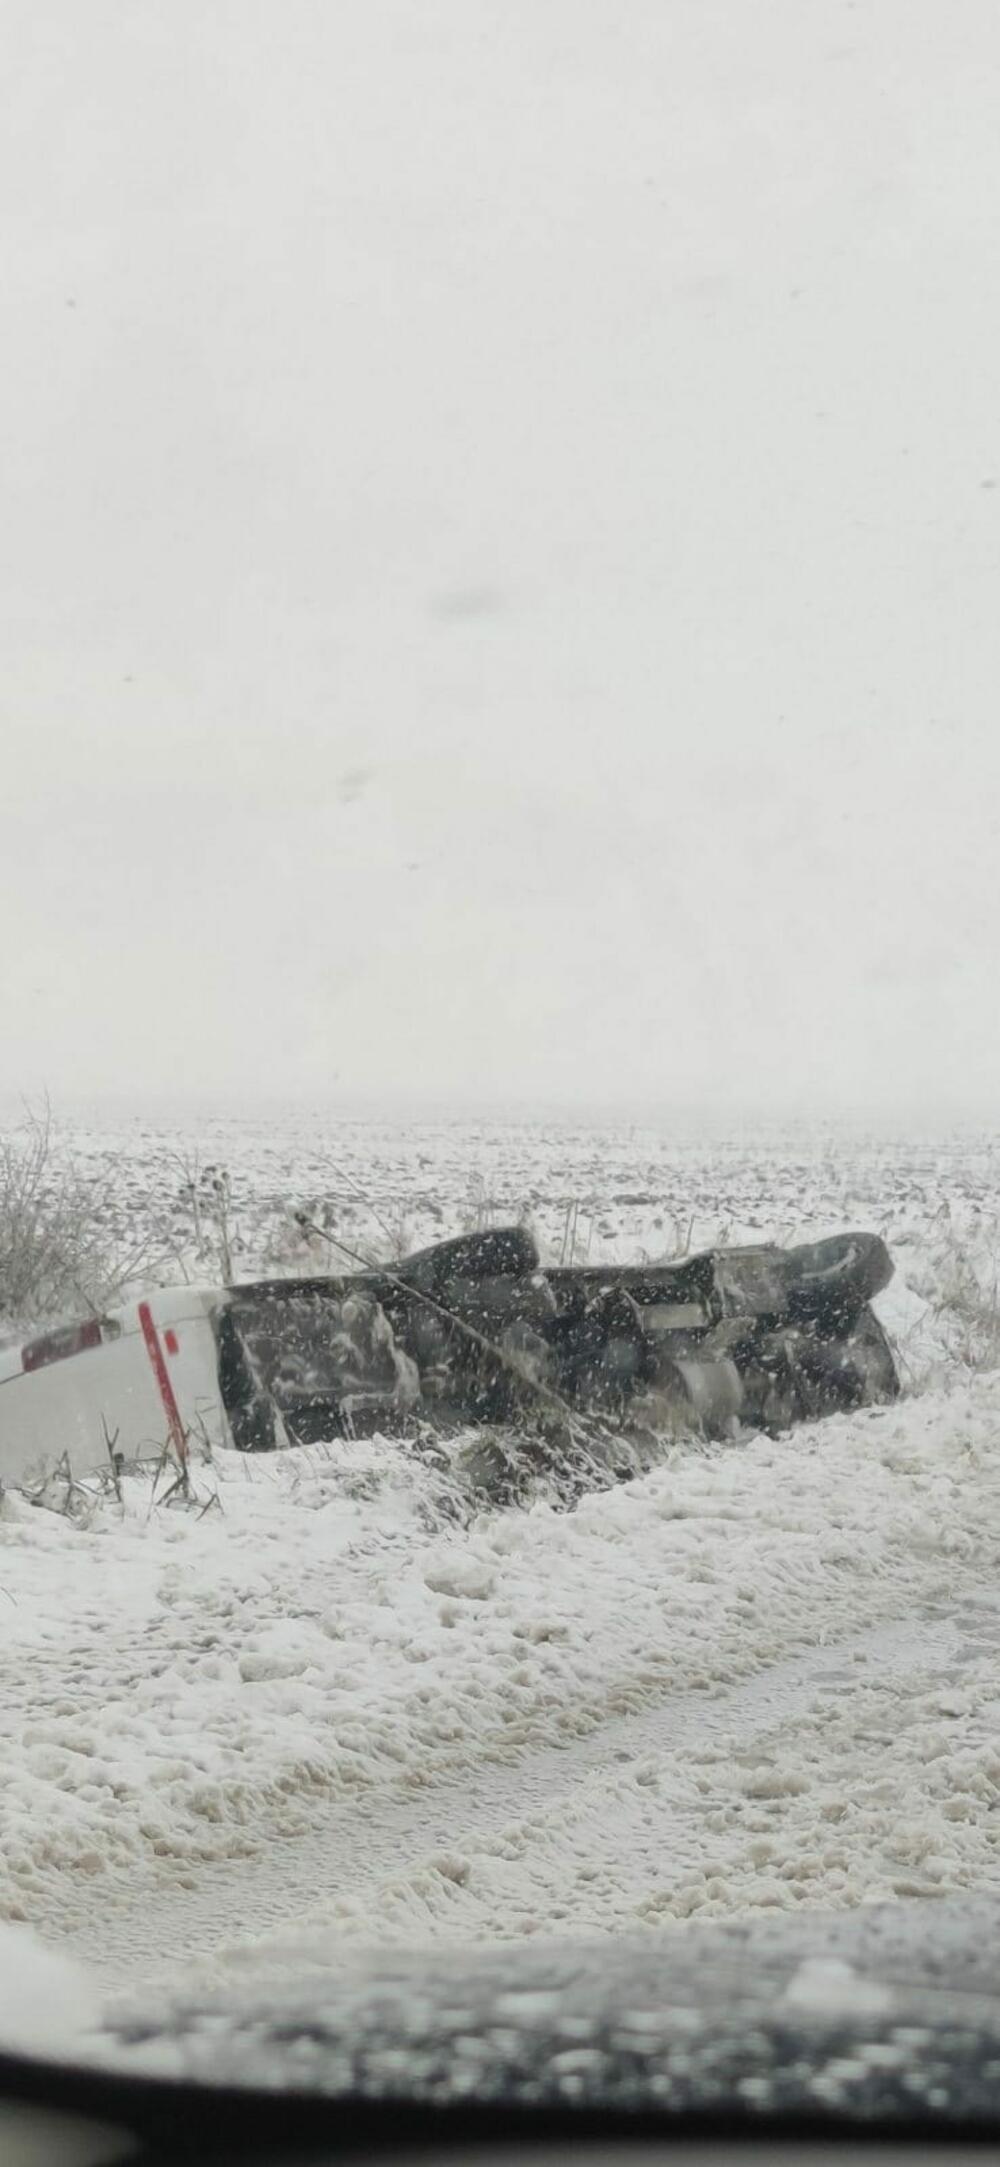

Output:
xmin=2 ymin=0 xmax=1000 ymax=2142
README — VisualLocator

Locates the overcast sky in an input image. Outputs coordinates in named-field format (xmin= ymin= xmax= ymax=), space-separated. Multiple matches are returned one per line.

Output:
xmin=4 ymin=1 xmax=1000 ymax=1121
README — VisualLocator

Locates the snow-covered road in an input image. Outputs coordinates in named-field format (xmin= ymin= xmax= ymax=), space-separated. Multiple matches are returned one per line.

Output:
xmin=59 ymin=1594 xmax=1000 ymax=1992
xmin=2 ymin=1374 xmax=1000 ymax=1995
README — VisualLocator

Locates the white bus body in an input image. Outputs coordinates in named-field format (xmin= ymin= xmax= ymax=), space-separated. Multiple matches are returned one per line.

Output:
xmin=0 ymin=1288 xmax=231 ymax=1491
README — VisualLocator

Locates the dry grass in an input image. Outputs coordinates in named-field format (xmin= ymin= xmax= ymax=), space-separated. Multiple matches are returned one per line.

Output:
xmin=921 ymin=1216 xmax=1000 ymax=1375
xmin=0 ymin=1100 xmax=160 ymax=1337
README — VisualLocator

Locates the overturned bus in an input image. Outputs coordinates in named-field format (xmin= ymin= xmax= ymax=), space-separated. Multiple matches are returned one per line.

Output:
xmin=0 ymin=1226 xmax=899 ymax=1491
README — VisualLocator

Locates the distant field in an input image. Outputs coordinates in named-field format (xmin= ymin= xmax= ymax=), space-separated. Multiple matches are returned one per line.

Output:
xmin=43 ymin=1111 xmax=1000 ymax=1387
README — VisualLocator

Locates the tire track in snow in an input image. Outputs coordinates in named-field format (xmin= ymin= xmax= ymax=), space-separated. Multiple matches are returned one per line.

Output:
xmin=6 ymin=1379 xmax=1000 ymax=1986
xmin=57 ymin=1593 xmax=1000 ymax=1989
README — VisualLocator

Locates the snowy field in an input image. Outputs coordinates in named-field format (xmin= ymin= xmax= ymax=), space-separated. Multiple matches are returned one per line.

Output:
xmin=2 ymin=1114 xmax=1000 ymax=2012
xmin=50 ymin=1110 xmax=1000 ymax=1309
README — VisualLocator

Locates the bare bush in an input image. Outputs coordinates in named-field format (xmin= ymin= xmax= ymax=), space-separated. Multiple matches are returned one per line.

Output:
xmin=902 ymin=1206 xmax=1000 ymax=1379
xmin=927 ymin=1237 xmax=1000 ymax=1374
xmin=0 ymin=1102 xmax=154 ymax=1337
xmin=155 ymin=1151 xmax=239 ymax=1282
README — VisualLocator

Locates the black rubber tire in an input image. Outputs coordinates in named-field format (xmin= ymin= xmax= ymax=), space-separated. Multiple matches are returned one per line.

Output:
xmin=783 ymin=1233 xmax=893 ymax=1330
xmin=797 ymin=1303 xmax=900 ymax=1411
xmin=393 ymin=1226 xmax=540 ymax=1295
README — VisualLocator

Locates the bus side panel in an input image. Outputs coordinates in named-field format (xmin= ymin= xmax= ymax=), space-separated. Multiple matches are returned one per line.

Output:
xmin=0 ymin=1335 xmax=169 ymax=1489
xmin=152 ymin=1309 xmax=232 ymax=1457
xmin=0 ymin=1307 xmax=231 ymax=1489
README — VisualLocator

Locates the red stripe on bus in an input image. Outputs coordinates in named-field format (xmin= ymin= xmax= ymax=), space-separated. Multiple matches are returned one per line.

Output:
xmin=138 ymin=1301 xmax=188 ymax=1466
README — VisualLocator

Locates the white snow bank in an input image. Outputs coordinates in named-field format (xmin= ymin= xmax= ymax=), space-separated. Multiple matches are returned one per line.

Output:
xmin=0 ymin=1923 xmax=103 ymax=2060
xmin=1 ymin=1374 xmax=999 ymax=1969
